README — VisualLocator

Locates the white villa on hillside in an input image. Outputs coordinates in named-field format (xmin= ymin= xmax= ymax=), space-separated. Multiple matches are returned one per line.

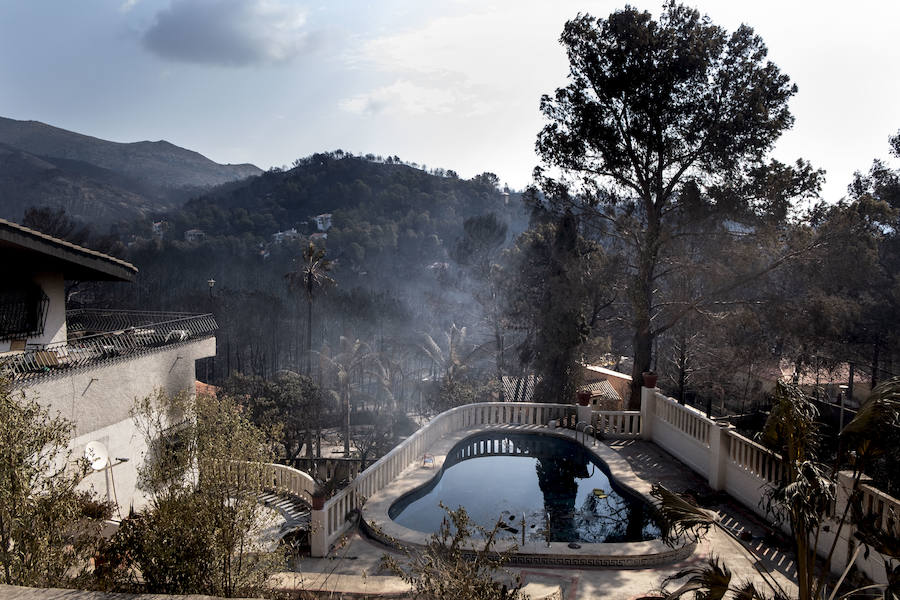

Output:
xmin=315 ymin=213 xmax=332 ymax=231
xmin=0 ymin=218 xmax=216 ymax=515
xmin=272 ymin=227 xmax=301 ymax=244
xmin=184 ymin=228 xmax=206 ymax=243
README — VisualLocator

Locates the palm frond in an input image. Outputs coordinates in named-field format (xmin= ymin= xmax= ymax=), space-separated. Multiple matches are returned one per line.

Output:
xmin=763 ymin=459 xmax=834 ymax=532
xmin=762 ymin=380 xmax=819 ymax=467
xmin=732 ymin=581 xmax=773 ymax=600
xmin=651 ymin=484 xmax=717 ymax=545
xmin=420 ymin=334 xmax=444 ymax=366
xmin=840 ymin=377 xmax=900 ymax=460
xmin=661 ymin=557 xmax=733 ymax=600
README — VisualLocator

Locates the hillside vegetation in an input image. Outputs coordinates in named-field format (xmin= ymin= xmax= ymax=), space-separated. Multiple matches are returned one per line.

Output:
xmin=80 ymin=152 xmax=530 ymax=388
xmin=0 ymin=116 xmax=260 ymax=223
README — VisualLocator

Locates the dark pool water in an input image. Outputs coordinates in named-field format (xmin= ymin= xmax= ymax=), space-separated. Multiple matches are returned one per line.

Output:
xmin=389 ymin=433 xmax=662 ymax=543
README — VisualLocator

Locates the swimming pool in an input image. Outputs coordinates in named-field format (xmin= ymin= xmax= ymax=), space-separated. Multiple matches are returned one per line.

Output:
xmin=389 ymin=432 xmax=662 ymax=543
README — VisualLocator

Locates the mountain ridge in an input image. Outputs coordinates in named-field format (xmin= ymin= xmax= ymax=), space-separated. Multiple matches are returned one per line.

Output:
xmin=0 ymin=116 xmax=261 ymax=224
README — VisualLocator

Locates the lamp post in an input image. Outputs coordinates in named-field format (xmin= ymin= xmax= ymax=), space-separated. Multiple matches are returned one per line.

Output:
xmin=205 ymin=278 xmax=216 ymax=383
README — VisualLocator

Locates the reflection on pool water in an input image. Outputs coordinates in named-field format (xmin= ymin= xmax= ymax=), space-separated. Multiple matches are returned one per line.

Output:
xmin=389 ymin=432 xmax=662 ymax=543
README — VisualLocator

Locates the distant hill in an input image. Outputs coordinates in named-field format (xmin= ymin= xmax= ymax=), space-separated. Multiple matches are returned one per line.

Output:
xmin=0 ymin=116 xmax=261 ymax=225
xmin=158 ymin=152 xmax=522 ymax=243
xmin=128 ymin=152 xmax=528 ymax=295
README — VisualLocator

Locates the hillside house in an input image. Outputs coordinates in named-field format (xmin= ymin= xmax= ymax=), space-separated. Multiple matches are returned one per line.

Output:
xmin=0 ymin=218 xmax=216 ymax=515
xmin=272 ymin=227 xmax=301 ymax=244
xmin=184 ymin=228 xmax=206 ymax=243
xmin=151 ymin=220 xmax=167 ymax=239
xmin=315 ymin=213 xmax=332 ymax=231
xmin=581 ymin=363 xmax=631 ymax=409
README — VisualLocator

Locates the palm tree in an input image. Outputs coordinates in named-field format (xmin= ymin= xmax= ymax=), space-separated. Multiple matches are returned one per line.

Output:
xmin=651 ymin=379 xmax=900 ymax=600
xmin=285 ymin=243 xmax=334 ymax=376
xmin=368 ymin=350 xmax=404 ymax=413
xmin=417 ymin=325 xmax=497 ymax=414
xmin=451 ymin=213 xmax=510 ymax=381
xmin=419 ymin=324 xmax=491 ymax=387
xmin=318 ymin=337 xmax=372 ymax=457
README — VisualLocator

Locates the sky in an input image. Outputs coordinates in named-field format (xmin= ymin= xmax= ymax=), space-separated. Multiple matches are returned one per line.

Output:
xmin=1 ymin=0 xmax=898 ymax=203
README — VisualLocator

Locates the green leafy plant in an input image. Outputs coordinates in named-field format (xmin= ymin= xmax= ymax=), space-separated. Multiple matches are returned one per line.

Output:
xmin=0 ymin=379 xmax=111 ymax=587
xmin=101 ymin=390 xmax=282 ymax=597
xmin=381 ymin=504 xmax=525 ymax=600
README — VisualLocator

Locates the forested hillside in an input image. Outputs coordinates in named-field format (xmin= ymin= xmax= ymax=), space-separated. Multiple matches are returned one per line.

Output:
xmin=0 ymin=142 xmax=155 ymax=223
xmin=0 ymin=116 xmax=260 ymax=223
xmin=77 ymin=152 xmax=531 ymax=391
xmin=141 ymin=152 xmax=518 ymax=241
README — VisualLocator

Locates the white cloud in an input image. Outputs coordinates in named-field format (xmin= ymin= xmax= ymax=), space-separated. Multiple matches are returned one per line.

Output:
xmin=142 ymin=0 xmax=312 ymax=67
xmin=340 ymin=80 xmax=488 ymax=117
xmin=338 ymin=3 xmax=578 ymax=122
xmin=119 ymin=0 xmax=140 ymax=13
xmin=358 ymin=3 xmax=585 ymax=80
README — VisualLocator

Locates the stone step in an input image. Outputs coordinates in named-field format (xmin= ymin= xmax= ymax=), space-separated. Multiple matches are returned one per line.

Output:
xmin=259 ymin=492 xmax=311 ymax=533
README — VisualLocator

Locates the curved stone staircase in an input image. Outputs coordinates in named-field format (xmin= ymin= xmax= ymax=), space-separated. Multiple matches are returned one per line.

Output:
xmin=259 ymin=491 xmax=311 ymax=540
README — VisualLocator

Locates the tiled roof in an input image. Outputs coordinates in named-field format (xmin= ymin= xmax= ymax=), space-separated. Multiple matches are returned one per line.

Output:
xmin=0 ymin=217 xmax=136 ymax=281
xmin=579 ymin=379 xmax=621 ymax=402
xmin=502 ymin=375 xmax=538 ymax=402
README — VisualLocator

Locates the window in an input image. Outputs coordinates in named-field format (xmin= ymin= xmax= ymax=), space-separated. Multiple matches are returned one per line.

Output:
xmin=0 ymin=280 xmax=50 ymax=340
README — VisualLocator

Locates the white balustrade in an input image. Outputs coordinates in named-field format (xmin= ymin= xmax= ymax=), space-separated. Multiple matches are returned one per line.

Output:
xmin=641 ymin=388 xmax=898 ymax=585
xmin=217 ymin=460 xmax=316 ymax=503
xmin=593 ymin=410 xmax=641 ymax=436
xmin=653 ymin=394 xmax=711 ymax=445
xmin=266 ymin=462 xmax=317 ymax=502
xmin=727 ymin=431 xmax=782 ymax=484
xmin=858 ymin=481 xmax=900 ymax=534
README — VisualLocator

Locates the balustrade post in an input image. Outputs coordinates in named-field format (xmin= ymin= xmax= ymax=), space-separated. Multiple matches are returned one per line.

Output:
xmin=829 ymin=470 xmax=866 ymax=576
xmin=576 ymin=403 xmax=592 ymax=428
xmin=708 ymin=423 xmax=731 ymax=490
xmin=310 ymin=507 xmax=328 ymax=557
xmin=834 ymin=470 xmax=864 ymax=518
xmin=640 ymin=387 xmax=656 ymax=441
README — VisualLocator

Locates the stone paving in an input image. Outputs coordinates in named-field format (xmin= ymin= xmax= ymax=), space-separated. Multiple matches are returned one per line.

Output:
xmin=608 ymin=439 xmax=799 ymax=594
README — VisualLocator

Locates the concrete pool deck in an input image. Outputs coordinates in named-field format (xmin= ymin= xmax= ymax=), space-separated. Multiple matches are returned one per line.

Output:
xmin=284 ymin=433 xmax=800 ymax=600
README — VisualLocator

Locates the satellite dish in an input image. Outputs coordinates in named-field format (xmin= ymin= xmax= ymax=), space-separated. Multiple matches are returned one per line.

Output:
xmin=84 ymin=441 xmax=109 ymax=471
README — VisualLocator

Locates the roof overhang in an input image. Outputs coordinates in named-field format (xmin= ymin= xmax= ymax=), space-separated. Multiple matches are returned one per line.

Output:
xmin=0 ymin=218 xmax=137 ymax=282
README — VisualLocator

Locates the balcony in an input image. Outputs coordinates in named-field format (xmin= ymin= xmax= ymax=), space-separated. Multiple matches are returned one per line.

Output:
xmin=1 ymin=309 xmax=217 ymax=384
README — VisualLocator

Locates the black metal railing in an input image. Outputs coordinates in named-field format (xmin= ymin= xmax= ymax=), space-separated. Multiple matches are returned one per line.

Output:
xmin=2 ymin=310 xmax=217 ymax=384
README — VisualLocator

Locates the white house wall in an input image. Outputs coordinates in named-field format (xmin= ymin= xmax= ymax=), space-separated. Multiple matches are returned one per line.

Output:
xmin=24 ymin=337 xmax=215 ymax=436
xmin=31 ymin=272 xmax=67 ymax=346
xmin=72 ymin=415 xmax=150 ymax=514
xmin=22 ymin=336 xmax=215 ymax=513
